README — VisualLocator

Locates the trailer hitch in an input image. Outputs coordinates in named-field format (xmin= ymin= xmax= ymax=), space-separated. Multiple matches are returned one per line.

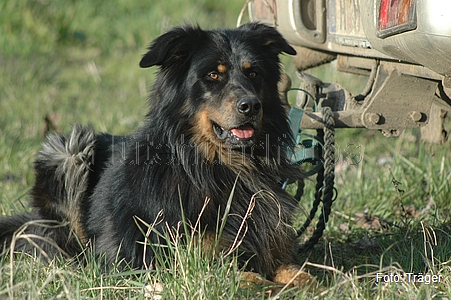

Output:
xmin=291 ymin=60 xmax=450 ymax=142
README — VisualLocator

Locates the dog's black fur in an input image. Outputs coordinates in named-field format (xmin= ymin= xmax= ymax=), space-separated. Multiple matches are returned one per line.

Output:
xmin=0 ymin=23 xmax=304 ymax=281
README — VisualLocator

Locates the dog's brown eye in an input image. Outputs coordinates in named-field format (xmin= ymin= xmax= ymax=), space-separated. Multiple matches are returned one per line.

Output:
xmin=248 ymin=71 xmax=257 ymax=79
xmin=208 ymin=72 xmax=219 ymax=80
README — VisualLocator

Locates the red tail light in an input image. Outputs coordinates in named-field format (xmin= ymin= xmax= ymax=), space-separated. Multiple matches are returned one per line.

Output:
xmin=377 ymin=0 xmax=416 ymax=38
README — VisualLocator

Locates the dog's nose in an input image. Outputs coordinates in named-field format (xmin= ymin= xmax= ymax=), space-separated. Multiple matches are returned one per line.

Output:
xmin=236 ymin=97 xmax=261 ymax=116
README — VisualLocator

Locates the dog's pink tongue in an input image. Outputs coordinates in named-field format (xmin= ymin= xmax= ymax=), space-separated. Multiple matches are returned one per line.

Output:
xmin=231 ymin=125 xmax=254 ymax=139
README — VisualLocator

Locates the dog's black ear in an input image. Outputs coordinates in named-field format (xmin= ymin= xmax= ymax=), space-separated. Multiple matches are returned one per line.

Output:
xmin=240 ymin=22 xmax=296 ymax=56
xmin=140 ymin=25 xmax=204 ymax=68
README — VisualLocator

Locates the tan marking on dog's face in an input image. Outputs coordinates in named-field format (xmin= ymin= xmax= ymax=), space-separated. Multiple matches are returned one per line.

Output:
xmin=242 ymin=61 xmax=252 ymax=69
xmin=190 ymin=107 xmax=253 ymax=165
xmin=217 ymin=64 xmax=227 ymax=73
xmin=191 ymin=109 xmax=220 ymax=162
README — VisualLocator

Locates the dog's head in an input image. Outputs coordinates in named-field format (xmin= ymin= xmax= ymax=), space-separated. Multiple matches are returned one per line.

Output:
xmin=140 ymin=23 xmax=296 ymax=151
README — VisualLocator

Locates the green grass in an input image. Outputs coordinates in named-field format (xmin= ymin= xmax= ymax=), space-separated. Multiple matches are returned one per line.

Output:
xmin=1 ymin=0 xmax=451 ymax=298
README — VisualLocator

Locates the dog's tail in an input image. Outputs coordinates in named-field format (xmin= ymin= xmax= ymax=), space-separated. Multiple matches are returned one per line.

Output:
xmin=31 ymin=124 xmax=97 ymax=244
xmin=1 ymin=125 xmax=98 ymax=255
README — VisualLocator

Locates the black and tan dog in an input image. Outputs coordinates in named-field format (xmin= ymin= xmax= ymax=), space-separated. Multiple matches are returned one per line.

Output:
xmin=0 ymin=23 xmax=313 ymax=288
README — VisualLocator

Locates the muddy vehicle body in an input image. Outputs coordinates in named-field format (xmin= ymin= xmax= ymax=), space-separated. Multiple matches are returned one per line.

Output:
xmin=245 ymin=0 xmax=451 ymax=142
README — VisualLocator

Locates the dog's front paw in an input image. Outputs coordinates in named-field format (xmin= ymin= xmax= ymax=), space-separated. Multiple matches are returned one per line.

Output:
xmin=273 ymin=264 xmax=317 ymax=290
